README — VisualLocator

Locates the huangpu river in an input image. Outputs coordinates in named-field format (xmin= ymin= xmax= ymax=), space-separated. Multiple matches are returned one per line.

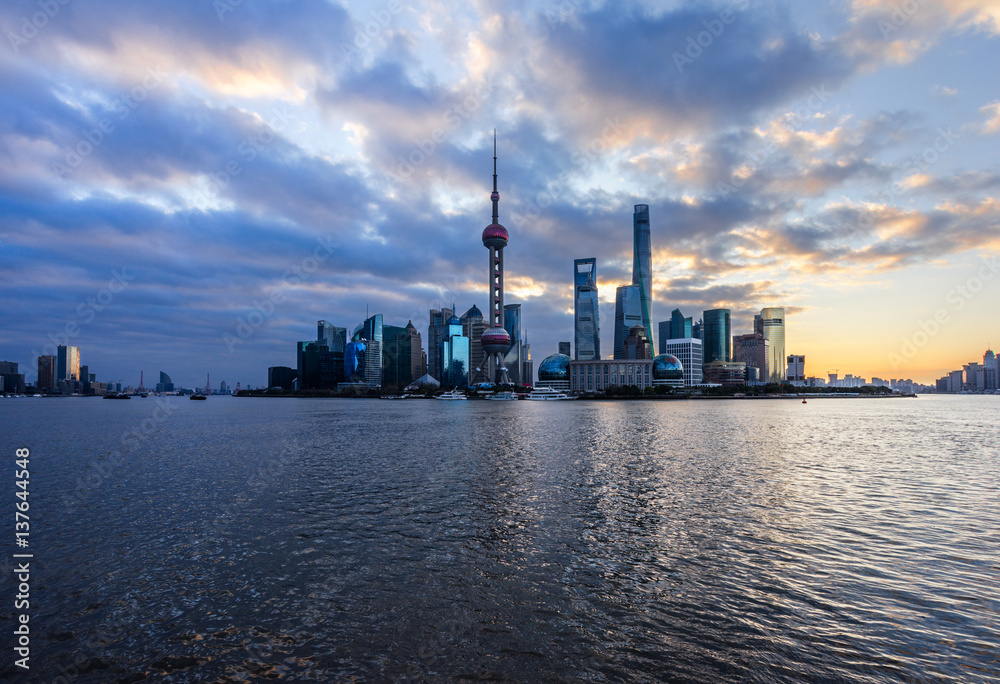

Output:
xmin=2 ymin=395 xmax=998 ymax=682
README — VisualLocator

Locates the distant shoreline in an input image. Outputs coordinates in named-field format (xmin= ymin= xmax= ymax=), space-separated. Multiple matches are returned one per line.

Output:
xmin=230 ymin=392 xmax=920 ymax=400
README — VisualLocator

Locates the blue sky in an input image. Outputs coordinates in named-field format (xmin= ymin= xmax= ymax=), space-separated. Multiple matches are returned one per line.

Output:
xmin=1 ymin=0 xmax=998 ymax=387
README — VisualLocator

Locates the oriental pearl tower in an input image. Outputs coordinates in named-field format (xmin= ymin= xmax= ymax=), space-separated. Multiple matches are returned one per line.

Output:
xmin=480 ymin=132 xmax=513 ymax=385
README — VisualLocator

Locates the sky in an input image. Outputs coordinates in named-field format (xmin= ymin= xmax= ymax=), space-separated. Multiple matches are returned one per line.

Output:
xmin=1 ymin=0 xmax=999 ymax=388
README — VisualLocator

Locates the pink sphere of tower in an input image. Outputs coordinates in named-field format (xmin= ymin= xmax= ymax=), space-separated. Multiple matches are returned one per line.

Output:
xmin=481 ymin=325 xmax=511 ymax=355
xmin=482 ymin=223 xmax=508 ymax=248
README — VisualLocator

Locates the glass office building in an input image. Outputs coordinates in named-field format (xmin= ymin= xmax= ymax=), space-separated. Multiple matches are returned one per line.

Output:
xmin=317 ymin=320 xmax=346 ymax=353
xmin=573 ymin=258 xmax=600 ymax=360
xmin=702 ymin=308 xmax=731 ymax=365
xmin=57 ymin=345 xmax=80 ymax=382
xmin=383 ymin=324 xmax=422 ymax=389
xmin=614 ymin=285 xmax=643 ymax=360
xmin=460 ymin=305 xmax=487 ymax=381
xmin=758 ymin=307 xmax=786 ymax=384
xmin=503 ymin=303 xmax=522 ymax=384
xmin=427 ymin=307 xmax=454 ymax=382
xmin=37 ymin=355 xmax=56 ymax=391
xmin=659 ymin=309 xmax=693 ymax=354
xmin=442 ymin=314 xmax=470 ymax=387
xmin=343 ymin=340 xmax=381 ymax=389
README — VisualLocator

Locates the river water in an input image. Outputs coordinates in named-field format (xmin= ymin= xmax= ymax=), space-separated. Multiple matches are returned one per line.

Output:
xmin=1 ymin=395 xmax=997 ymax=682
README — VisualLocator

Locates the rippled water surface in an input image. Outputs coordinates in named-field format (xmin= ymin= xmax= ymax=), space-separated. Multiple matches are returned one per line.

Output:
xmin=2 ymin=395 xmax=998 ymax=682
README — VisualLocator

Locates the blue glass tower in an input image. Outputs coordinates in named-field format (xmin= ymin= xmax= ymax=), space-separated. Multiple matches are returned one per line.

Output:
xmin=574 ymin=258 xmax=600 ymax=360
xmin=442 ymin=314 xmax=470 ymax=387
xmin=702 ymin=308 xmax=731 ymax=365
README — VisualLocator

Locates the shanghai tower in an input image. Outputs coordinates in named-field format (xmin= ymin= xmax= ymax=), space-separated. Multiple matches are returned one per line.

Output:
xmin=632 ymin=204 xmax=653 ymax=351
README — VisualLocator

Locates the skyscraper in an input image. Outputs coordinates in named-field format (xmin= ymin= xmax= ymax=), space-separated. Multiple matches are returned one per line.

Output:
xmin=57 ymin=345 xmax=80 ymax=382
xmin=503 ymin=303 xmax=522 ymax=385
xmin=632 ymin=204 xmax=653 ymax=351
xmin=984 ymin=349 xmax=997 ymax=391
xmin=702 ymin=309 xmax=731 ymax=365
xmin=298 ymin=341 xmax=322 ymax=389
xmin=558 ymin=341 xmax=571 ymax=357
xmin=733 ymin=332 xmax=769 ymax=383
xmin=406 ymin=321 xmax=424 ymax=386
xmin=460 ymin=305 xmax=487 ymax=382
xmin=662 ymin=337 xmax=702 ymax=386
xmin=155 ymin=371 xmax=174 ymax=393
xmin=0 ymin=361 xmax=25 ymax=395
xmin=522 ymin=332 xmax=533 ymax=385
xmin=383 ymin=323 xmax=421 ymax=389
xmin=37 ymin=356 xmax=56 ymax=390
xmin=427 ymin=307 xmax=454 ymax=381
xmin=441 ymin=313 xmax=470 ymax=387
xmin=670 ymin=309 xmax=692 ymax=339
xmin=361 ymin=313 xmax=383 ymax=348
xmin=613 ymin=284 xmax=643 ymax=359
xmin=758 ymin=307 xmax=786 ymax=383
xmin=573 ymin=258 xmax=600 ymax=360
xmin=659 ymin=309 xmax=693 ymax=353
xmin=344 ymin=340 xmax=381 ymax=389
xmin=317 ymin=320 xmax=346 ymax=352
xmin=480 ymin=132 xmax=513 ymax=385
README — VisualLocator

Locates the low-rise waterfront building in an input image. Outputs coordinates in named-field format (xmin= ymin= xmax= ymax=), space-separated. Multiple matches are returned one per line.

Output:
xmin=569 ymin=358 xmax=653 ymax=393
xmin=702 ymin=360 xmax=746 ymax=386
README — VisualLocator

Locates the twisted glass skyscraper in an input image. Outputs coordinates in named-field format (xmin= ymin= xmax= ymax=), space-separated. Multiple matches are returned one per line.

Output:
xmin=632 ymin=204 xmax=653 ymax=352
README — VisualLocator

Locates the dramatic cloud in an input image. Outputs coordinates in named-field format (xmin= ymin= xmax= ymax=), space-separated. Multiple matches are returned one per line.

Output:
xmin=1 ymin=0 xmax=998 ymax=385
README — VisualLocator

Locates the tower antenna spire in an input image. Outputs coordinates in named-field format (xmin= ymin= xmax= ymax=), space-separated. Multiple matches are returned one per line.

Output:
xmin=491 ymin=129 xmax=499 ymax=225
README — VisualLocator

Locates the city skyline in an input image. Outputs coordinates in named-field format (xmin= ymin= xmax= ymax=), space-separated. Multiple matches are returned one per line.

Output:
xmin=2 ymin=1 xmax=999 ymax=386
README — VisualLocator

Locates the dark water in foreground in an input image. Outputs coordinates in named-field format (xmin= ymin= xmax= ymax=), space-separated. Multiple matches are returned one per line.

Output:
xmin=1 ymin=395 xmax=998 ymax=682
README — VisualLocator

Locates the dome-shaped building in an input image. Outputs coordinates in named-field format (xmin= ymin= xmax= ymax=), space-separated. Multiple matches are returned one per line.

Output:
xmin=652 ymin=354 xmax=684 ymax=387
xmin=536 ymin=353 xmax=571 ymax=391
